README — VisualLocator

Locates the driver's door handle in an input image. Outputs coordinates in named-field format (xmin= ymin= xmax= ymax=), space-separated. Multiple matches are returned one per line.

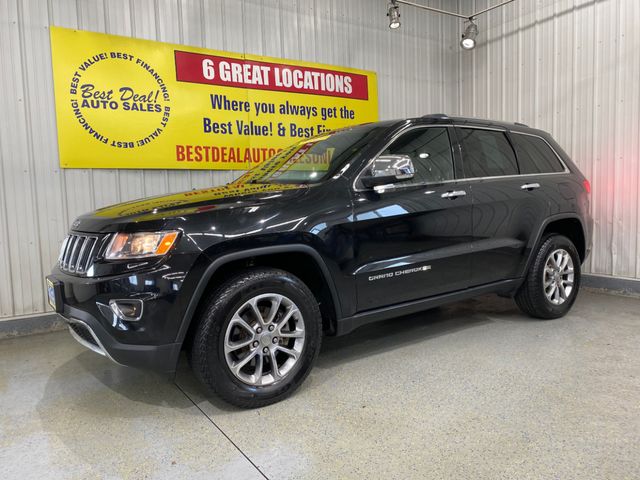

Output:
xmin=441 ymin=190 xmax=467 ymax=199
xmin=521 ymin=182 xmax=541 ymax=191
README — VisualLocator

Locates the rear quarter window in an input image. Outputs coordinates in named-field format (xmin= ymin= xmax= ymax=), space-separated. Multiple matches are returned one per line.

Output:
xmin=511 ymin=133 xmax=565 ymax=174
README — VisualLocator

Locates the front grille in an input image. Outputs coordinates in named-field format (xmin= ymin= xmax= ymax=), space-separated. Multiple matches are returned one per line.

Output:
xmin=58 ymin=233 xmax=102 ymax=274
xmin=69 ymin=322 xmax=98 ymax=347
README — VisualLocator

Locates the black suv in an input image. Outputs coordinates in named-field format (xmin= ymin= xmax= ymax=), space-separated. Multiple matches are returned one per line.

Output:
xmin=47 ymin=115 xmax=592 ymax=407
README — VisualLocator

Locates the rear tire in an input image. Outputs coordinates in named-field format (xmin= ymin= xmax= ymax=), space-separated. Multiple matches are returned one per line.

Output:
xmin=515 ymin=234 xmax=581 ymax=319
xmin=189 ymin=268 xmax=322 ymax=408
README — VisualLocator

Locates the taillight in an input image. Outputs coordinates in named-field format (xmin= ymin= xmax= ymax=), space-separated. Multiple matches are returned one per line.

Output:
xmin=583 ymin=179 xmax=591 ymax=194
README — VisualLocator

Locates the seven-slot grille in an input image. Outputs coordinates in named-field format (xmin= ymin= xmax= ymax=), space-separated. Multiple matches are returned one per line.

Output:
xmin=58 ymin=233 xmax=100 ymax=274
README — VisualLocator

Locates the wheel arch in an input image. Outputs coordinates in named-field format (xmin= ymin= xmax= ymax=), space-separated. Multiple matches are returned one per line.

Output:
xmin=174 ymin=245 xmax=342 ymax=348
xmin=525 ymin=214 xmax=587 ymax=273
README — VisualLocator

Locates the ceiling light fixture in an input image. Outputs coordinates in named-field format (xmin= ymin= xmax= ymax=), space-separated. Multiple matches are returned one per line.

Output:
xmin=385 ymin=0 xmax=516 ymax=50
xmin=460 ymin=20 xmax=478 ymax=50
xmin=388 ymin=1 xmax=401 ymax=29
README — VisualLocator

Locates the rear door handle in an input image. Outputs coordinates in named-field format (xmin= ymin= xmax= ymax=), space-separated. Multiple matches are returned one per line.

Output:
xmin=441 ymin=190 xmax=467 ymax=199
xmin=520 ymin=183 xmax=541 ymax=191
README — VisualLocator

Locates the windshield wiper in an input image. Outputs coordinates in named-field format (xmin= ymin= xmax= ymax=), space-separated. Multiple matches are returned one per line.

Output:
xmin=246 ymin=179 xmax=269 ymax=184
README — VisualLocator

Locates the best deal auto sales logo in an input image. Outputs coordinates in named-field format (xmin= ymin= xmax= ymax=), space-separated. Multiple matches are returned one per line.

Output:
xmin=68 ymin=51 xmax=171 ymax=149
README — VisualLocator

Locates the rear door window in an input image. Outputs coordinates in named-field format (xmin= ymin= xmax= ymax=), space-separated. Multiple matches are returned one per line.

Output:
xmin=456 ymin=128 xmax=518 ymax=178
xmin=510 ymin=133 xmax=565 ymax=174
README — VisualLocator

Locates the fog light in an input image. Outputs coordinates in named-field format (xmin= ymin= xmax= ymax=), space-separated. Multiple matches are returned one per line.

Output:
xmin=109 ymin=299 xmax=144 ymax=321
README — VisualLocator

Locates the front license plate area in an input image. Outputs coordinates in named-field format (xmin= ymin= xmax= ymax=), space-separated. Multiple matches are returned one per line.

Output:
xmin=46 ymin=277 xmax=63 ymax=313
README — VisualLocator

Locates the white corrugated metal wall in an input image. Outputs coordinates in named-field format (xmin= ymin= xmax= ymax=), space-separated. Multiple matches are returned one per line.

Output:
xmin=457 ymin=0 xmax=640 ymax=280
xmin=0 ymin=0 xmax=462 ymax=320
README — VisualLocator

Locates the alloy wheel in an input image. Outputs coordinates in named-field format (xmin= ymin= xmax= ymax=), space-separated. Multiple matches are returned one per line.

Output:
xmin=543 ymin=248 xmax=575 ymax=305
xmin=223 ymin=293 xmax=305 ymax=386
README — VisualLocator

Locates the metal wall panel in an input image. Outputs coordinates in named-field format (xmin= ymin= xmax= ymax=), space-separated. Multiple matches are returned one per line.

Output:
xmin=0 ymin=0 xmax=460 ymax=320
xmin=457 ymin=0 xmax=640 ymax=280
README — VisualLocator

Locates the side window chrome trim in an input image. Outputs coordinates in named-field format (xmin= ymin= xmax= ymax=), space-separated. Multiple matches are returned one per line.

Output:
xmin=371 ymin=178 xmax=464 ymax=194
xmin=453 ymin=125 xmax=571 ymax=179
xmin=352 ymin=125 xmax=456 ymax=192
xmin=459 ymin=171 xmax=570 ymax=183
xmin=353 ymin=124 xmax=571 ymax=193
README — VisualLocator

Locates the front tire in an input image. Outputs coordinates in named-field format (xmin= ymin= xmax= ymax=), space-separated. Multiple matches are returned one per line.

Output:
xmin=189 ymin=268 xmax=322 ymax=408
xmin=515 ymin=234 xmax=581 ymax=319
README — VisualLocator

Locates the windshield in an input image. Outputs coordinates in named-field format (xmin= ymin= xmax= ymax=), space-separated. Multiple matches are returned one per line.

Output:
xmin=234 ymin=124 xmax=387 ymax=184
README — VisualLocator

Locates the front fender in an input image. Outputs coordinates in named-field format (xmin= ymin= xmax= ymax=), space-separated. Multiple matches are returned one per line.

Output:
xmin=173 ymin=244 xmax=342 ymax=346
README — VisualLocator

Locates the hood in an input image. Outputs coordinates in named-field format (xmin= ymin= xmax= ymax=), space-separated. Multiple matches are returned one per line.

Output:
xmin=72 ymin=182 xmax=307 ymax=233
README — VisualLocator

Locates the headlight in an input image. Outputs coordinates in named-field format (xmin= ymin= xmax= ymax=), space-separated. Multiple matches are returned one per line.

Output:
xmin=105 ymin=231 xmax=180 ymax=260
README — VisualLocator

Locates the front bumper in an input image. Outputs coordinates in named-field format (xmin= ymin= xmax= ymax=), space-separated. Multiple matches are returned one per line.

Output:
xmin=58 ymin=305 xmax=181 ymax=371
xmin=46 ymin=250 xmax=200 ymax=372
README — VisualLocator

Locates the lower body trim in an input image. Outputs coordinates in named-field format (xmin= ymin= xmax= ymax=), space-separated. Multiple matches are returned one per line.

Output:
xmin=337 ymin=278 xmax=523 ymax=335
xmin=65 ymin=317 xmax=121 ymax=365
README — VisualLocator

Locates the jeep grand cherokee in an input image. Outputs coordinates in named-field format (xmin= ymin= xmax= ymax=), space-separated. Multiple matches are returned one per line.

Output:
xmin=46 ymin=115 xmax=593 ymax=407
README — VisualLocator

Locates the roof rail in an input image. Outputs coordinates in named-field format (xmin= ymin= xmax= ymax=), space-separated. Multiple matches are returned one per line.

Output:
xmin=422 ymin=113 xmax=449 ymax=120
xmin=513 ymin=122 xmax=528 ymax=127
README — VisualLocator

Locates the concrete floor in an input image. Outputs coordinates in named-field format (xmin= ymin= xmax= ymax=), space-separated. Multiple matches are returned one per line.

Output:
xmin=1 ymin=291 xmax=639 ymax=479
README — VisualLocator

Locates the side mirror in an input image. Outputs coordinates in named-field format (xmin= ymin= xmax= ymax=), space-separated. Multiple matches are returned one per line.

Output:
xmin=360 ymin=155 xmax=415 ymax=188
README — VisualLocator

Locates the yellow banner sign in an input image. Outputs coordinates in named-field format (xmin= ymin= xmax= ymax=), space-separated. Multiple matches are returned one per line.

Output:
xmin=49 ymin=27 xmax=378 ymax=170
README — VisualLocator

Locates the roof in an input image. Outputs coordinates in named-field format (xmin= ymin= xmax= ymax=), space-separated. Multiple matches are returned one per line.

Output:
xmin=415 ymin=114 xmax=546 ymax=135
